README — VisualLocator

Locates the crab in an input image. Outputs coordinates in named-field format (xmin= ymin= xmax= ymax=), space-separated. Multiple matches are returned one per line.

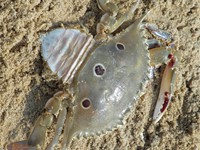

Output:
xmin=7 ymin=0 xmax=178 ymax=149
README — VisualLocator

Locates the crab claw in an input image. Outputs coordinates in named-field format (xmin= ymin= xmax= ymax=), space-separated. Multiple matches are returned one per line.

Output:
xmin=7 ymin=140 xmax=36 ymax=150
xmin=153 ymin=56 xmax=177 ymax=123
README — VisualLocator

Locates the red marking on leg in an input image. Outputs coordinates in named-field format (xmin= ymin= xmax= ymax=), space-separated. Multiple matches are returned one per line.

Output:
xmin=168 ymin=54 xmax=173 ymax=59
xmin=160 ymin=94 xmax=170 ymax=113
xmin=168 ymin=58 xmax=175 ymax=68
xmin=164 ymin=92 xmax=169 ymax=96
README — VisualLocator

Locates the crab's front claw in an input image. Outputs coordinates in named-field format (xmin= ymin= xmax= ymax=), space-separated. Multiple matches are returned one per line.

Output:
xmin=7 ymin=140 xmax=36 ymax=150
xmin=146 ymin=23 xmax=179 ymax=123
xmin=153 ymin=53 xmax=178 ymax=123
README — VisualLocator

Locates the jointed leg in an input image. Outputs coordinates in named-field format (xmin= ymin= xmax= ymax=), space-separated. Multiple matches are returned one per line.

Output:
xmin=144 ymin=23 xmax=173 ymax=42
xmin=96 ymin=0 xmax=140 ymax=40
xmin=151 ymin=51 xmax=178 ymax=123
xmin=97 ymin=0 xmax=119 ymax=16
xmin=46 ymin=107 xmax=67 ymax=150
xmin=61 ymin=107 xmax=73 ymax=150
xmin=28 ymin=91 xmax=71 ymax=148
xmin=149 ymin=45 xmax=174 ymax=66
xmin=146 ymin=25 xmax=179 ymax=123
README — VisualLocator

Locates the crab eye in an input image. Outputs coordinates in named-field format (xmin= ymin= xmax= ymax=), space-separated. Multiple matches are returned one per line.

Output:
xmin=116 ymin=43 xmax=125 ymax=51
xmin=81 ymin=98 xmax=91 ymax=109
xmin=93 ymin=63 xmax=106 ymax=77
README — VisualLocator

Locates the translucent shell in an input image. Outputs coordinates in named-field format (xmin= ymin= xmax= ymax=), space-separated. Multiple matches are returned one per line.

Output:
xmin=69 ymin=18 xmax=150 ymax=138
xmin=41 ymin=29 xmax=95 ymax=84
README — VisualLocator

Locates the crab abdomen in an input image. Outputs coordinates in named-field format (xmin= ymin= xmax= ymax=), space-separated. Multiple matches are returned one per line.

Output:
xmin=41 ymin=29 xmax=95 ymax=84
xmin=70 ymin=18 xmax=151 ymax=138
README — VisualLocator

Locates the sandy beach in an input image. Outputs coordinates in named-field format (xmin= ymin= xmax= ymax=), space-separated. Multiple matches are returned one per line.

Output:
xmin=0 ymin=0 xmax=199 ymax=149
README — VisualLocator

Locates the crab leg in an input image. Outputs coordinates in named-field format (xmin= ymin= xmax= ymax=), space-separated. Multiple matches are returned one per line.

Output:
xmin=28 ymin=91 xmax=70 ymax=148
xmin=146 ymin=39 xmax=162 ymax=49
xmin=28 ymin=111 xmax=53 ymax=147
xmin=144 ymin=23 xmax=173 ymax=42
xmin=96 ymin=0 xmax=140 ymax=40
xmin=148 ymin=44 xmax=178 ymax=123
xmin=145 ymin=23 xmax=179 ymax=123
xmin=46 ymin=107 xmax=67 ymax=150
xmin=61 ymin=107 xmax=74 ymax=150
xmin=97 ymin=0 xmax=119 ymax=16
xmin=149 ymin=45 xmax=172 ymax=66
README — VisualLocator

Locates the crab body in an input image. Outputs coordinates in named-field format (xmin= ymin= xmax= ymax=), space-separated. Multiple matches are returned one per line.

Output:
xmin=40 ymin=17 xmax=151 ymax=145
xmin=66 ymin=18 xmax=150 ymax=139
xmin=7 ymin=0 xmax=178 ymax=149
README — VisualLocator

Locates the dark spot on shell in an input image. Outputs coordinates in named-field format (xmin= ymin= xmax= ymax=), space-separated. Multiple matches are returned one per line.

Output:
xmin=116 ymin=43 xmax=125 ymax=51
xmin=94 ymin=64 xmax=105 ymax=76
xmin=82 ymin=99 xmax=91 ymax=109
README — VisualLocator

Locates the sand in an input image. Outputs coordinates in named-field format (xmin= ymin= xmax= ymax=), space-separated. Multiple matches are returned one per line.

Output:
xmin=0 ymin=0 xmax=200 ymax=149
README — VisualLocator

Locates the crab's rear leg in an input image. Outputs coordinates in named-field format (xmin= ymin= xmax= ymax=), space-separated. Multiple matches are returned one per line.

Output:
xmin=146 ymin=27 xmax=179 ymax=123
xmin=28 ymin=91 xmax=71 ymax=149
xmin=46 ymin=104 xmax=67 ymax=150
xmin=7 ymin=92 xmax=70 ymax=150
xmin=96 ymin=0 xmax=140 ymax=40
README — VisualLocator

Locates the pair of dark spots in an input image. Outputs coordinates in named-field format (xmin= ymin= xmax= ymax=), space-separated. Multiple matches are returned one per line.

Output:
xmin=93 ymin=43 xmax=125 ymax=77
xmin=82 ymin=64 xmax=105 ymax=109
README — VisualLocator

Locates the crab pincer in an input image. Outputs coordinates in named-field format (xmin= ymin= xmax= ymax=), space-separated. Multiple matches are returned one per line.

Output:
xmin=152 ymin=51 xmax=178 ymax=123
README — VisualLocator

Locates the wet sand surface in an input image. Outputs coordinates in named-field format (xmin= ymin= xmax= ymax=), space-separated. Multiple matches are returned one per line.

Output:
xmin=0 ymin=0 xmax=200 ymax=149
